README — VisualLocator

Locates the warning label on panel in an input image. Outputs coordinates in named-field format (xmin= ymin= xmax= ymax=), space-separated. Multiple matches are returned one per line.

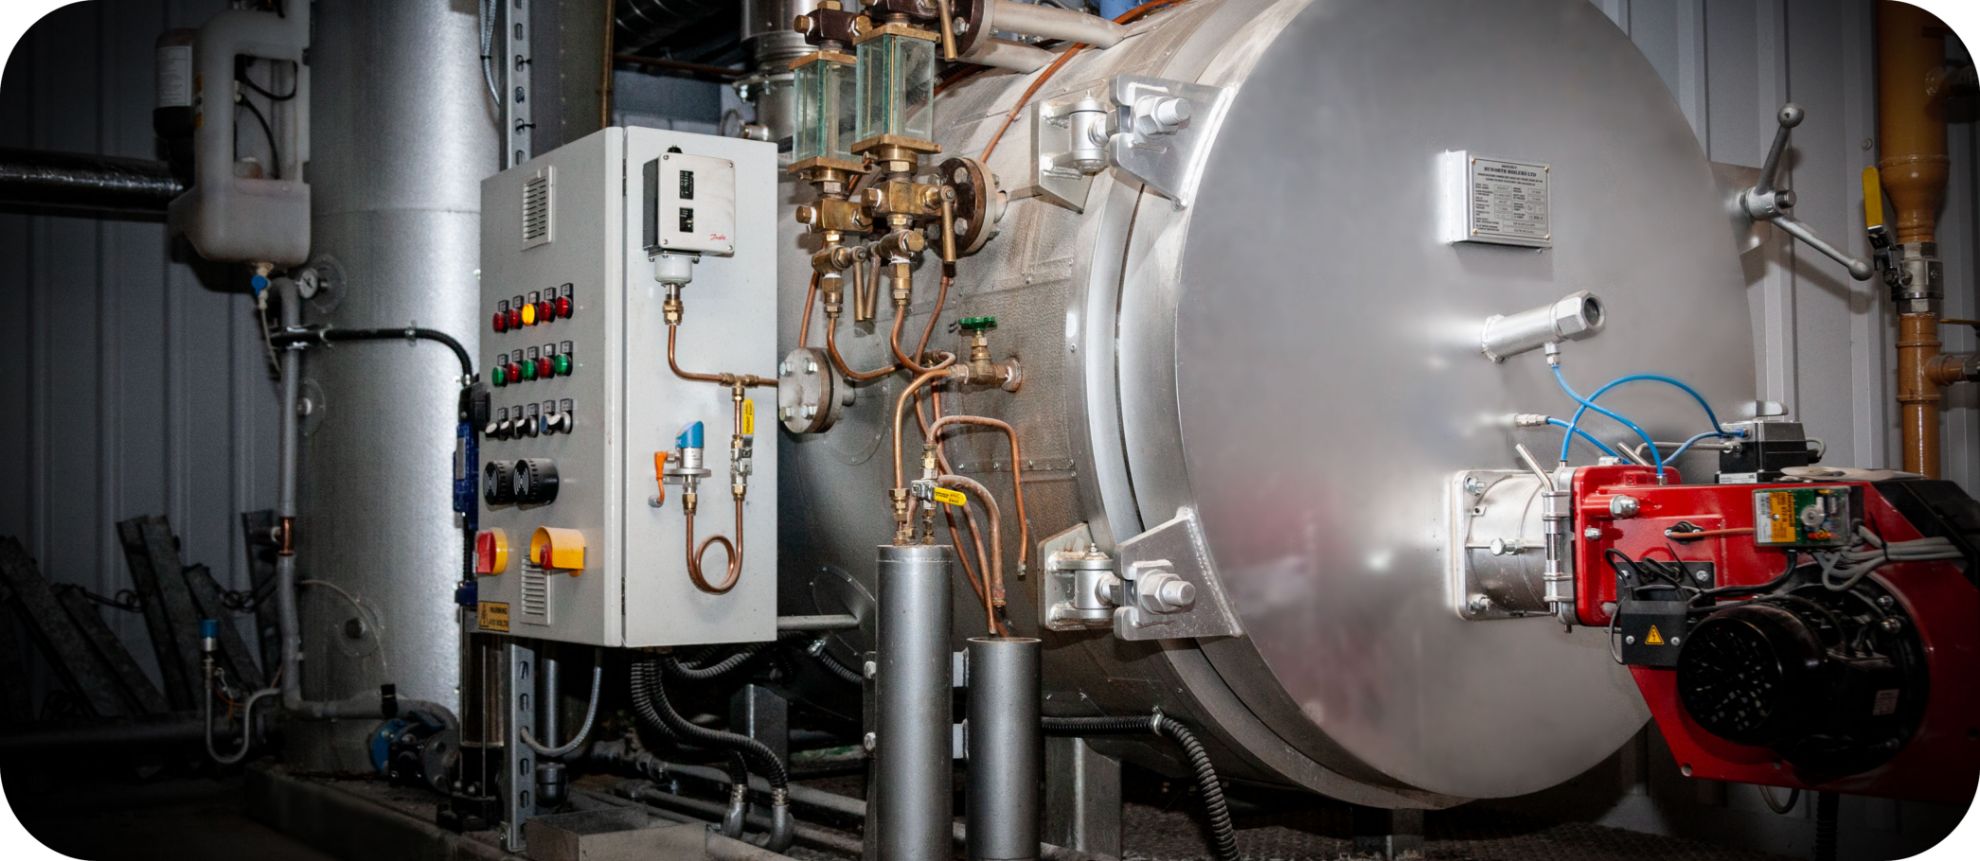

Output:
xmin=1466 ymin=157 xmax=1551 ymax=247
xmin=478 ymin=601 xmax=511 ymax=633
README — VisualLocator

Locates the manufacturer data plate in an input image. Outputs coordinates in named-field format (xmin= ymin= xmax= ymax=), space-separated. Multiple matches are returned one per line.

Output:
xmin=1440 ymin=151 xmax=1552 ymax=248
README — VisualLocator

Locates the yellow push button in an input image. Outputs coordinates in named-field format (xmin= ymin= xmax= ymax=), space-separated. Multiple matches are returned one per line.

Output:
xmin=530 ymin=526 xmax=586 ymax=572
xmin=520 ymin=301 xmax=538 ymax=326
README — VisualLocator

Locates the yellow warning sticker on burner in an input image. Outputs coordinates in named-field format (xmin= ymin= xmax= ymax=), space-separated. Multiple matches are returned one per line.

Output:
xmin=1645 ymin=625 xmax=1665 ymax=646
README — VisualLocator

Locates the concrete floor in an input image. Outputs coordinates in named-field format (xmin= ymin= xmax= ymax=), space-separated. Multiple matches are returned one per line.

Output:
xmin=3 ymin=773 xmax=334 ymax=861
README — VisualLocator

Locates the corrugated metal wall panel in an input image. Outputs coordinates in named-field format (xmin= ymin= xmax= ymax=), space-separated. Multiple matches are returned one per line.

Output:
xmin=0 ymin=0 xmax=273 ymax=706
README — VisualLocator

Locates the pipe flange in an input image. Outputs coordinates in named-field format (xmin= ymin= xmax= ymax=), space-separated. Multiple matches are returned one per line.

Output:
xmin=937 ymin=156 xmax=999 ymax=257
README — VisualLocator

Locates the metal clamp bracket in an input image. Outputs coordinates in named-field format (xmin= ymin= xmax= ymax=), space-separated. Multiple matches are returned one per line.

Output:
xmin=1106 ymin=75 xmax=1232 ymax=209
xmin=1040 ymin=510 xmax=1242 ymax=640
xmin=1112 ymin=508 xmax=1241 ymax=641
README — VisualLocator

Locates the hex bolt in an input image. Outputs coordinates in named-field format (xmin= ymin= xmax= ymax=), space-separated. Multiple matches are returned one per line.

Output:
xmin=1467 ymin=596 xmax=1491 ymax=614
xmin=1624 ymin=635 xmax=1636 ymax=645
xmin=1463 ymin=476 xmax=1486 ymax=496
xmin=1583 ymin=527 xmax=1604 ymax=540
xmin=862 ymin=731 xmax=877 ymax=752
xmin=1692 ymin=568 xmax=1711 ymax=583
xmin=1609 ymin=495 xmax=1641 ymax=518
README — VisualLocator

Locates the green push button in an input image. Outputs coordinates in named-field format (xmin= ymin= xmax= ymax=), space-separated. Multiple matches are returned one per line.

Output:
xmin=521 ymin=359 xmax=538 ymax=381
xmin=492 ymin=365 xmax=508 ymax=387
xmin=553 ymin=354 xmax=572 ymax=376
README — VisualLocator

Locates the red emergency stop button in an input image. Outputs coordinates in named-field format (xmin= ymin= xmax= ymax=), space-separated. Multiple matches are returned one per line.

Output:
xmin=474 ymin=529 xmax=511 ymax=575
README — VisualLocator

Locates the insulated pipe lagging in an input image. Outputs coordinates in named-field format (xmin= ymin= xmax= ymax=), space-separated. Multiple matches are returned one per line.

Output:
xmin=989 ymin=0 xmax=1126 ymax=47
xmin=960 ymin=38 xmax=1057 ymax=73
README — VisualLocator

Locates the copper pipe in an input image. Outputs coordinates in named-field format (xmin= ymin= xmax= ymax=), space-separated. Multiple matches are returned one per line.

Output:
xmin=1879 ymin=1 xmax=1955 ymax=477
xmin=1898 ymin=312 xmax=1942 ymax=475
xmin=943 ymin=497 xmax=998 ymax=635
xmin=685 ymin=391 xmax=749 ymax=595
xmin=928 ymin=415 xmax=1030 ymax=575
xmin=667 ymin=323 xmax=776 ymax=388
xmin=825 ymin=308 xmax=898 ymax=381
xmin=916 ymin=271 xmax=953 ymax=360
xmin=939 ymin=475 xmax=1004 ymax=622
xmin=797 ymin=273 xmax=819 ymax=349
xmin=892 ymin=366 xmax=959 ymax=492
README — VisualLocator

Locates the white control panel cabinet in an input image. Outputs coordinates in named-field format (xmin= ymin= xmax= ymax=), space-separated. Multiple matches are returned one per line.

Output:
xmin=474 ymin=128 xmax=777 ymax=647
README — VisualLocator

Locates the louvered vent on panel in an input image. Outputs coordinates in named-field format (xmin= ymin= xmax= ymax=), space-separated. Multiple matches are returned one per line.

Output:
xmin=522 ymin=169 xmax=553 ymax=249
xmin=521 ymin=563 xmax=551 ymax=625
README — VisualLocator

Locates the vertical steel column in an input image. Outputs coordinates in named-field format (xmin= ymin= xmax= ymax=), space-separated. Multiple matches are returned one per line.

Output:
xmin=504 ymin=639 xmax=539 ymax=851
xmin=873 ymin=544 xmax=955 ymax=861
xmin=1043 ymin=737 xmax=1122 ymax=855
xmin=504 ymin=0 xmax=535 ymax=168
xmin=966 ymin=637 xmax=1041 ymax=861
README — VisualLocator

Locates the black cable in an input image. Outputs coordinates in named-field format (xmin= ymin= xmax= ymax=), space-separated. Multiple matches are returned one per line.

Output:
xmin=809 ymin=644 xmax=865 ymax=686
xmin=1041 ymin=712 xmax=1238 ymax=861
xmin=662 ymin=646 xmax=766 ymax=681
xmin=237 ymin=57 xmax=298 ymax=102
xmin=269 ymin=326 xmax=475 ymax=380
xmin=236 ymin=96 xmax=280 ymax=180
xmin=631 ymin=656 xmax=789 ymax=790
xmin=57 ymin=584 xmax=142 ymax=613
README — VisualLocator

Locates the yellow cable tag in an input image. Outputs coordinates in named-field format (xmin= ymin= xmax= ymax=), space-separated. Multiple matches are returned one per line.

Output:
xmin=931 ymin=487 xmax=967 ymax=507
xmin=1862 ymin=166 xmax=1886 ymax=230
xmin=742 ymin=399 xmax=755 ymax=436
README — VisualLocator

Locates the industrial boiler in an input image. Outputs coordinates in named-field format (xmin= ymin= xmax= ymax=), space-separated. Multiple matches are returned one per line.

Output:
xmin=0 ymin=1 xmax=1976 ymax=860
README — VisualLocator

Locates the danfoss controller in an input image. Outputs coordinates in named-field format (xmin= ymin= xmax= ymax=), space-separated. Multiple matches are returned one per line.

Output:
xmin=471 ymin=128 xmax=778 ymax=648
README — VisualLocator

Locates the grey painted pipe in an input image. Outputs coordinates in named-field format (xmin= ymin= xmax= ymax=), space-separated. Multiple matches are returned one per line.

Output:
xmin=875 ymin=544 xmax=955 ymax=861
xmin=989 ymin=0 xmax=1126 ymax=46
xmin=968 ymin=637 xmax=1042 ymax=861
xmin=775 ymin=613 xmax=860 ymax=632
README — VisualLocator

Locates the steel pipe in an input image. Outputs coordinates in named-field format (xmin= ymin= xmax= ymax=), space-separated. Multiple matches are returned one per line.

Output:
xmin=988 ymin=0 xmax=1126 ymax=47
xmin=874 ymin=544 xmax=956 ymax=861
xmin=967 ymin=637 xmax=1042 ymax=861
xmin=0 ymin=148 xmax=183 ymax=217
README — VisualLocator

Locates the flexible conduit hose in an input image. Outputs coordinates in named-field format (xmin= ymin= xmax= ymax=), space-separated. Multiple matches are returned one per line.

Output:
xmin=631 ymin=657 xmax=795 ymax=851
xmin=663 ymin=644 xmax=769 ymax=681
xmin=521 ymin=649 xmax=604 ymax=758
xmin=1041 ymin=712 xmax=1237 ymax=861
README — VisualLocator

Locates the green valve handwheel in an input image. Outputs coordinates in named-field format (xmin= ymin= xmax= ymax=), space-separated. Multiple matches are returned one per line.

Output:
xmin=957 ymin=315 xmax=997 ymax=332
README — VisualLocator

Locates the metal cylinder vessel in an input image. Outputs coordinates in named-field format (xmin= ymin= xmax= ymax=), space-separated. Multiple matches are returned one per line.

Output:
xmin=873 ymin=544 xmax=956 ymax=859
xmin=968 ymin=637 xmax=1042 ymax=861
xmin=295 ymin=0 xmax=497 ymax=771
xmin=778 ymin=0 xmax=1757 ymax=805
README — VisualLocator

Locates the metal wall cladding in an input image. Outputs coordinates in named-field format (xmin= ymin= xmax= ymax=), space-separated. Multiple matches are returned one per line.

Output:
xmin=1 ymin=0 xmax=270 ymax=711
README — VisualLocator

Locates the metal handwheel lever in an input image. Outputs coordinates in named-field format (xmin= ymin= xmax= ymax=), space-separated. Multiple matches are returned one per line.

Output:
xmin=1739 ymin=103 xmax=1874 ymax=281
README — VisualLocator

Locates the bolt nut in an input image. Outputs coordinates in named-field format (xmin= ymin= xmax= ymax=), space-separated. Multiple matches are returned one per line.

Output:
xmin=1583 ymin=527 xmax=1604 ymax=540
xmin=1463 ymin=476 xmax=1486 ymax=496
xmin=862 ymin=731 xmax=876 ymax=751
xmin=1609 ymin=495 xmax=1641 ymax=518
xmin=1467 ymin=596 xmax=1492 ymax=614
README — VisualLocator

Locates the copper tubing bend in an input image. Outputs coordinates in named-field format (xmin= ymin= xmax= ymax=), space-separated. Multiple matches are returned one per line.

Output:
xmin=927 ymin=415 xmax=1030 ymax=575
xmin=891 ymin=365 xmax=961 ymax=492
xmin=939 ymin=474 xmax=1003 ymax=631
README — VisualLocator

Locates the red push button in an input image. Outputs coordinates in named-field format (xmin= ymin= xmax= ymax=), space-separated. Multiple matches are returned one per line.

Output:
xmin=535 ymin=356 xmax=554 ymax=379
xmin=474 ymin=529 xmax=510 ymax=575
xmin=556 ymin=296 xmax=573 ymax=319
xmin=492 ymin=311 xmax=509 ymax=333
